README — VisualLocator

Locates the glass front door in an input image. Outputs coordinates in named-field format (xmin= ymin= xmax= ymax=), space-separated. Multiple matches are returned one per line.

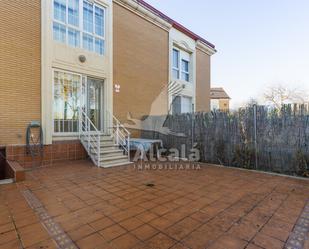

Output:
xmin=87 ymin=78 xmax=104 ymax=131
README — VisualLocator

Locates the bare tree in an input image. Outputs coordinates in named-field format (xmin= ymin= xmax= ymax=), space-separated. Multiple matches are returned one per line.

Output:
xmin=264 ymin=84 xmax=308 ymax=109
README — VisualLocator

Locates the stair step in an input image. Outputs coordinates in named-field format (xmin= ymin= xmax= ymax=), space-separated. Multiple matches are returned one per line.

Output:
xmin=100 ymin=149 xmax=124 ymax=154
xmin=99 ymin=155 xmax=128 ymax=162
xmin=83 ymin=137 xmax=114 ymax=143
xmin=90 ymin=149 xmax=124 ymax=157
xmin=0 ymin=179 xmax=14 ymax=185
xmin=100 ymin=161 xmax=133 ymax=168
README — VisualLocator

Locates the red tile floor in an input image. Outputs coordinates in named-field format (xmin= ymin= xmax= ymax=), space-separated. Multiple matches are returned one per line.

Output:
xmin=0 ymin=160 xmax=308 ymax=249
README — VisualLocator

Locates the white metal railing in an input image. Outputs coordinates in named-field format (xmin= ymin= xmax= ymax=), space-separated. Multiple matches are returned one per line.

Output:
xmin=105 ymin=111 xmax=131 ymax=161
xmin=79 ymin=108 xmax=101 ymax=166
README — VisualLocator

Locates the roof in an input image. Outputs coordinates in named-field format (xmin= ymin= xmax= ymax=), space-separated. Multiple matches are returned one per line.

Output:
xmin=210 ymin=87 xmax=231 ymax=99
xmin=136 ymin=0 xmax=216 ymax=49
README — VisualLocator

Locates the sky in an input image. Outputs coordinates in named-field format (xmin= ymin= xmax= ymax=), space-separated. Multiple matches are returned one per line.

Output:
xmin=145 ymin=0 xmax=309 ymax=108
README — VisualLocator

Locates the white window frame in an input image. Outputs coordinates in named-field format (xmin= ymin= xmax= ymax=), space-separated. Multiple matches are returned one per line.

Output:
xmin=181 ymin=59 xmax=190 ymax=82
xmin=172 ymin=47 xmax=191 ymax=83
xmin=172 ymin=95 xmax=193 ymax=114
xmin=52 ymin=0 xmax=106 ymax=55
xmin=52 ymin=69 xmax=83 ymax=135
xmin=172 ymin=48 xmax=180 ymax=79
xmin=181 ymin=95 xmax=193 ymax=113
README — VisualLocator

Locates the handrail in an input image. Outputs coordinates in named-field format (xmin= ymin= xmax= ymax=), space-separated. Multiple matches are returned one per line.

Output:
xmin=79 ymin=108 xmax=101 ymax=166
xmin=112 ymin=115 xmax=131 ymax=136
xmin=106 ymin=111 xmax=131 ymax=161
xmin=79 ymin=108 xmax=131 ymax=166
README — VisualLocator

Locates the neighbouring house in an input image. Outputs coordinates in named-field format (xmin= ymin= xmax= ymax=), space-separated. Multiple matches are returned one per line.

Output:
xmin=210 ymin=87 xmax=231 ymax=111
xmin=0 ymin=0 xmax=216 ymax=168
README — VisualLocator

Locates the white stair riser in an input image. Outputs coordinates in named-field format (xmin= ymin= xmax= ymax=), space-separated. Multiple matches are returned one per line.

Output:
xmin=91 ymin=150 xmax=124 ymax=158
xmin=99 ymin=159 xmax=131 ymax=168
xmin=83 ymin=138 xmax=114 ymax=143
xmin=99 ymin=155 xmax=128 ymax=162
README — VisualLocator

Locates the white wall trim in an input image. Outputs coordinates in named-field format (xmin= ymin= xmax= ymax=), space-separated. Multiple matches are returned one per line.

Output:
xmin=196 ymin=40 xmax=217 ymax=56
xmin=168 ymin=28 xmax=196 ymax=113
xmin=41 ymin=0 xmax=113 ymax=145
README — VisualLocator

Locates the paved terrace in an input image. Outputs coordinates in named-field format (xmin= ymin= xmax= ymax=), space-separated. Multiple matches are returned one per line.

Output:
xmin=0 ymin=160 xmax=308 ymax=249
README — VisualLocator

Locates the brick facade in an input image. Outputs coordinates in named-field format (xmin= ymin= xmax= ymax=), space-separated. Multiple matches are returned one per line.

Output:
xmin=113 ymin=2 xmax=169 ymax=137
xmin=196 ymin=48 xmax=211 ymax=112
xmin=0 ymin=1 xmax=41 ymax=146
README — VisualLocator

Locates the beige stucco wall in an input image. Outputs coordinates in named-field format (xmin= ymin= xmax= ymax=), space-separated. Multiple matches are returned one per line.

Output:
xmin=113 ymin=2 xmax=169 ymax=137
xmin=0 ymin=1 xmax=41 ymax=145
xmin=196 ymin=48 xmax=211 ymax=112
xmin=219 ymin=99 xmax=230 ymax=111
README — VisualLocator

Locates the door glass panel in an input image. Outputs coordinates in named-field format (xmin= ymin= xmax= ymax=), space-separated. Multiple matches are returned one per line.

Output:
xmin=87 ymin=78 xmax=103 ymax=130
xmin=53 ymin=71 xmax=81 ymax=133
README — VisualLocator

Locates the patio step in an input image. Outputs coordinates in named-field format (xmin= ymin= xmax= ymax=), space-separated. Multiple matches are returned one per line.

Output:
xmin=100 ymin=160 xmax=133 ymax=168
xmin=90 ymin=148 xmax=124 ymax=157
xmin=97 ymin=155 xmax=131 ymax=168
xmin=83 ymin=136 xmax=114 ymax=143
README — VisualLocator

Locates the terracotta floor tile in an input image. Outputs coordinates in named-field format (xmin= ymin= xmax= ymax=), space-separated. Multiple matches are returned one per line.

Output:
xmin=246 ymin=243 xmax=263 ymax=249
xmin=19 ymin=223 xmax=50 ymax=248
xmin=252 ymin=233 xmax=285 ymax=249
xmin=0 ymin=230 xmax=18 ymax=246
xmin=110 ymin=233 xmax=140 ymax=249
xmin=228 ymin=220 xmax=259 ymax=241
xmin=150 ymin=205 xmax=171 ymax=216
xmin=99 ymin=224 xmax=127 ymax=241
xmin=76 ymin=232 xmax=107 ymax=249
xmin=207 ymin=234 xmax=248 ymax=249
xmin=110 ymin=210 xmax=134 ymax=223
xmin=0 ymin=223 xmax=15 ymax=234
xmin=0 ymin=239 xmax=21 ymax=249
xmin=136 ymin=211 xmax=158 ymax=223
xmin=145 ymin=233 xmax=176 ymax=249
xmin=68 ymin=224 xmax=95 ymax=241
xmin=131 ymin=224 xmax=159 ymax=241
xmin=169 ymin=243 xmax=190 ymax=249
xmin=148 ymin=217 xmax=173 ymax=231
xmin=89 ymin=217 xmax=115 ymax=231
xmin=119 ymin=217 xmax=144 ymax=231
xmin=190 ymin=211 xmax=212 ymax=223
xmin=26 ymin=239 xmax=58 ymax=249
xmin=182 ymin=225 xmax=223 ymax=249
xmin=165 ymin=217 xmax=201 ymax=241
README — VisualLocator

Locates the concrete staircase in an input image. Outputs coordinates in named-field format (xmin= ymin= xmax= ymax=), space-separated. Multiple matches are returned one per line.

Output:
xmin=79 ymin=109 xmax=131 ymax=168
xmin=87 ymin=134 xmax=131 ymax=167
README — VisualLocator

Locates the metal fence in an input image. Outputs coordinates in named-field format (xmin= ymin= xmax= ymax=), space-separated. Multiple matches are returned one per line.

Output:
xmin=141 ymin=104 xmax=309 ymax=177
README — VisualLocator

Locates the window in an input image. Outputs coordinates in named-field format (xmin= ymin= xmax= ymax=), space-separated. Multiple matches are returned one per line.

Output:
xmin=68 ymin=0 xmax=79 ymax=27
xmin=83 ymin=33 xmax=94 ymax=51
xmin=54 ymin=0 xmax=66 ymax=23
xmin=83 ymin=1 xmax=93 ymax=33
xmin=172 ymin=49 xmax=180 ymax=79
xmin=53 ymin=71 xmax=81 ymax=133
xmin=172 ymin=95 xmax=193 ymax=114
xmin=172 ymin=47 xmax=191 ymax=82
xmin=53 ymin=0 xmax=105 ymax=56
xmin=172 ymin=96 xmax=181 ymax=115
xmin=181 ymin=59 xmax=189 ymax=82
xmin=95 ymin=6 xmax=104 ymax=36
xmin=53 ymin=22 xmax=66 ymax=43
xmin=68 ymin=28 xmax=80 ymax=47
xmin=181 ymin=96 xmax=192 ymax=113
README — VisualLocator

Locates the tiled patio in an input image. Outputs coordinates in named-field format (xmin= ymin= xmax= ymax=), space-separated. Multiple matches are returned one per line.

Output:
xmin=0 ymin=160 xmax=308 ymax=249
